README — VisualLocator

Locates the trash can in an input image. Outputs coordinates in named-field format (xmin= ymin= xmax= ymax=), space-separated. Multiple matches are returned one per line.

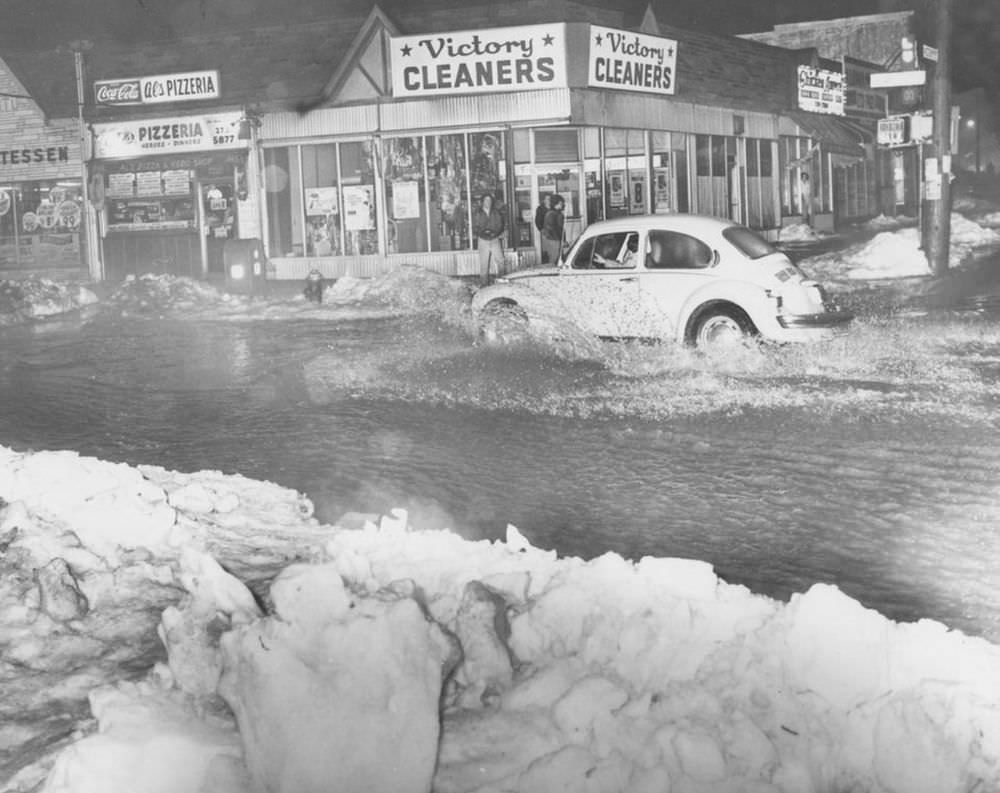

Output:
xmin=223 ymin=238 xmax=266 ymax=296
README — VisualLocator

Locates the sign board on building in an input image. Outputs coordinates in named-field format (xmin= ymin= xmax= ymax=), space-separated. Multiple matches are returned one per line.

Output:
xmin=921 ymin=45 xmax=938 ymax=63
xmin=390 ymin=24 xmax=567 ymax=97
xmin=870 ymin=70 xmax=926 ymax=88
xmin=797 ymin=65 xmax=845 ymax=116
xmin=877 ymin=115 xmax=908 ymax=146
xmin=94 ymin=70 xmax=220 ymax=106
xmin=587 ymin=25 xmax=677 ymax=95
xmin=91 ymin=111 xmax=245 ymax=158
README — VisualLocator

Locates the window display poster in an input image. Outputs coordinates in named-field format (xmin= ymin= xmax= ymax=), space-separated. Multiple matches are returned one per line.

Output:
xmin=343 ymin=185 xmax=374 ymax=231
xmin=630 ymin=173 xmax=645 ymax=213
xmin=392 ymin=180 xmax=421 ymax=220
xmin=609 ymin=171 xmax=625 ymax=208
xmin=136 ymin=171 xmax=163 ymax=197
xmin=107 ymin=172 xmax=136 ymax=199
xmin=305 ymin=186 xmax=339 ymax=217
xmin=162 ymin=170 xmax=192 ymax=195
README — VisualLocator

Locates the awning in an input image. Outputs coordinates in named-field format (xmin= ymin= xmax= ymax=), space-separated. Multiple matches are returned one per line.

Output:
xmin=783 ymin=110 xmax=868 ymax=157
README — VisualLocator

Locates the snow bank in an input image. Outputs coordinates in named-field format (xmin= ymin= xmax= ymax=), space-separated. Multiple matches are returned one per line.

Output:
xmin=0 ymin=277 xmax=97 ymax=324
xmin=324 ymin=265 xmax=473 ymax=319
xmin=801 ymin=212 xmax=1000 ymax=281
xmin=105 ymin=274 xmax=238 ymax=316
xmin=2 ymin=448 xmax=1000 ymax=793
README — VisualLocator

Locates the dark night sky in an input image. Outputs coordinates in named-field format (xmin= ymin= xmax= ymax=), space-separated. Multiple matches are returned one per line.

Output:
xmin=1 ymin=0 xmax=995 ymax=90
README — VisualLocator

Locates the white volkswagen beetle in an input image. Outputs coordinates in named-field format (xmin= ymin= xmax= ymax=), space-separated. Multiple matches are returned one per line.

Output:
xmin=472 ymin=214 xmax=852 ymax=347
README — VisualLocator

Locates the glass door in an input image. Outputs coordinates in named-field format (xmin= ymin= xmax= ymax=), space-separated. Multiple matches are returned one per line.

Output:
xmin=536 ymin=165 xmax=583 ymax=253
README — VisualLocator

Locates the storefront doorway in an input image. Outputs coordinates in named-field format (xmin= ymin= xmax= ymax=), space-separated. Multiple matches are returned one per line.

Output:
xmin=534 ymin=165 xmax=583 ymax=262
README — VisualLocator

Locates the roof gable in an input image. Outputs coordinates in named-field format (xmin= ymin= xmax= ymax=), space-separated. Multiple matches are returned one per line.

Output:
xmin=322 ymin=5 xmax=399 ymax=106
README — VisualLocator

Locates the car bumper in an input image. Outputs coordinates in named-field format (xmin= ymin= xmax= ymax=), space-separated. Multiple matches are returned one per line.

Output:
xmin=776 ymin=309 xmax=854 ymax=330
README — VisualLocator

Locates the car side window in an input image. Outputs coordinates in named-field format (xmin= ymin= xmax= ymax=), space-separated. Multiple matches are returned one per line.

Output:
xmin=570 ymin=238 xmax=595 ymax=269
xmin=645 ymin=230 xmax=714 ymax=270
xmin=586 ymin=231 xmax=638 ymax=269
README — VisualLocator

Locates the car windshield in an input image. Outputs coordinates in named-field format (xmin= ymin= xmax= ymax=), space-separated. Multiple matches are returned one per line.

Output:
xmin=722 ymin=225 xmax=779 ymax=260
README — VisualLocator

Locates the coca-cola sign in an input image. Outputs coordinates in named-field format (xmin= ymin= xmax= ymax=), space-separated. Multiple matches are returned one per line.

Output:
xmin=93 ymin=70 xmax=220 ymax=106
xmin=94 ymin=79 xmax=142 ymax=106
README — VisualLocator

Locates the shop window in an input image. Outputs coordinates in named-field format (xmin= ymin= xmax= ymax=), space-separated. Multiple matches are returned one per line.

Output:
xmin=0 ymin=180 xmax=84 ymax=270
xmin=264 ymin=148 xmax=294 ymax=256
xmin=535 ymin=129 xmax=579 ymax=163
xmin=604 ymin=128 xmax=647 ymax=219
xmin=695 ymin=135 xmax=711 ymax=177
xmin=513 ymin=129 xmax=531 ymax=164
xmin=428 ymin=133 xmax=469 ymax=252
xmin=385 ymin=137 xmax=426 ymax=254
xmin=582 ymin=128 xmax=601 ymax=159
xmin=302 ymin=144 xmax=341 ymax=256
xmin=339 ymin=141 xmax=378 ymax=255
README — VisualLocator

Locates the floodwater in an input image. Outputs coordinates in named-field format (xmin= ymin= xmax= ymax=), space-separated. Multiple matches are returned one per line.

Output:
xmin=2 ymin=277 xmax=1000 ymax=640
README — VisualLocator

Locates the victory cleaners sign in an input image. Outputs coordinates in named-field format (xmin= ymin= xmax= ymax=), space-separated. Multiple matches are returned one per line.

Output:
xmin=390 ymin=24 xmax=566 ymax=97
xmin=588 ymin=25 xmax=677 ymax=95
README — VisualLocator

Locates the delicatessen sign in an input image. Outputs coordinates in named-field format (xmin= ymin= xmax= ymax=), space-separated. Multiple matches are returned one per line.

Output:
xmin=94 ymin=70 xmax=220 ymax=106
xmin=390 ymin=24 xmax=566 ymax=97
xmin=92 ymin=112 xmax=246 ymax=158
xmin=588 ymin=25 xmax=677 ymax=95
xmin=797 ymin=65 xmax=845 ymax=116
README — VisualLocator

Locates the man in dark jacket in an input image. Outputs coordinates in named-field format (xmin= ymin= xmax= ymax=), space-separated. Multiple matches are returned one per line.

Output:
xmin=472 ymin=193 xmax=506 ymax=286
xmin=534 ymin=194 xmax=551 ymax=261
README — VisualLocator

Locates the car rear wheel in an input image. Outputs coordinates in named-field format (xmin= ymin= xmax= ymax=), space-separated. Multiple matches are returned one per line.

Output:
xmin=478 ymin=300 xmax=528 ymax=344
xmin=691 ymin=306 xmax=755 ymax=348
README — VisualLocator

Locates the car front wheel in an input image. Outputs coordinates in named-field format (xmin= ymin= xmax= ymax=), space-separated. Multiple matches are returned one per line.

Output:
xmin=690 ymin=306 xmax=756 ymax=348
xmin=478 ymin=300 xmax=528 ymax=344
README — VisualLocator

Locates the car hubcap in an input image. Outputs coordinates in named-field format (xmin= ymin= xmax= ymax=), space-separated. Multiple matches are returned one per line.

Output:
xmin=698 ymin=315 xmax=744 ymax=347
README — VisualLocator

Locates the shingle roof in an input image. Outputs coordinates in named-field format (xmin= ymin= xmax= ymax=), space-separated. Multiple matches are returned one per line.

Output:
xmin=3 ymin=1 xmax=803 ymax=122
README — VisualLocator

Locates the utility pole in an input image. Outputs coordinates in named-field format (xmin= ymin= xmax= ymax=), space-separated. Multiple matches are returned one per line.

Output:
xmin=922 ymin=0 xmax=954 ymax=276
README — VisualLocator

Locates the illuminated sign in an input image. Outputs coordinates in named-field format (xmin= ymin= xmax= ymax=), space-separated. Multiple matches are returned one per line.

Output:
xmin=870 ymin=70 xmax=926 ymax=88
xmin=390 ymin=24 xmax=566 ymax=97
xmin=92 ymin=112 xmax=245 ymax=158
xmin=94 ymin=70 xmax=220 ymax=106
xmin=797 ymin=65 xmax=845 ymax=116
xmin=588 ymin=25 xmax=677 ymax=95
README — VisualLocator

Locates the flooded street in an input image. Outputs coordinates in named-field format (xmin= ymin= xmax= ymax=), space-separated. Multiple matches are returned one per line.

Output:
xmin=1 ymin=291 xmax=1000 ymax=639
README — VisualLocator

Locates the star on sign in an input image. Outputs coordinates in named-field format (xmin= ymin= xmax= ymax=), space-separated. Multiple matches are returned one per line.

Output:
xmin=595 ymin=34 xmax=603 ymax=46
xmin=400 ymin=44 xmax=412 ymax=56
xmin=542 ymin=34 xmax=554 ymax=46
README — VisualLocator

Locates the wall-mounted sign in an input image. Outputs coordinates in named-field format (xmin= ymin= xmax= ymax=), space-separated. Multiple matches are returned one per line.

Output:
xmin=0 ymin=146 xmax=70 ymax=167
xmin=870 ymin=70 xmax=926 ymax=88
xmin=94 ymin=70 xmax=220 ymax=106
xmin=92 ymin=112 xmax=245 ymax=158
xmin=588 ymin=25 xmax=677 ymax=95
xmin=797 ymin=65 xmax=845 ymax=116
xmin=390 ymin=24 xmax=566 ymax=97
xmin=877 ymin=115 xmax=908 ymax=146
xmin=921 ymin=45 xmax=938 ymax=63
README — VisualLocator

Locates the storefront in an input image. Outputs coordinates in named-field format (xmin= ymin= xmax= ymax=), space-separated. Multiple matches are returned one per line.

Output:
xmin=89 ymin=111 xmax=254 ymax=281
xmin=258 ymin=20 xmax=789 ymax=279
xmin=0 ymin=114 xmax=87 ymax=273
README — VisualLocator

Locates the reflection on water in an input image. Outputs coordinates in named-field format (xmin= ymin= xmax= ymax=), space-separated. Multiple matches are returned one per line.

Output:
xmin=1 ymin=311 xmax=1000 ymax=639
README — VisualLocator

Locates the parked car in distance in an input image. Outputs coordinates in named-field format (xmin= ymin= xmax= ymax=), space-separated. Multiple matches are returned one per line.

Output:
xmin=472 ymin=214 xmax=852 ymax=347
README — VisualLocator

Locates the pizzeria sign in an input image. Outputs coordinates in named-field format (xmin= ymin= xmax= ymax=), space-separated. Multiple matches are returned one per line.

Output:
xmin=91 ymin=111 xmax=246 ymax=158
xmin=390 ymin=24 xmax=567 ymax=97
xmin=94 ymin=70 xmax=220 ymax=106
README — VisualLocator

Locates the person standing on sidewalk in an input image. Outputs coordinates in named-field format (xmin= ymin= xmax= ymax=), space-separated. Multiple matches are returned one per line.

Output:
xmin=473 ymin=193 xmax=505 ymax=286
xmin=541 ymin=195 xmax=565 ymax=266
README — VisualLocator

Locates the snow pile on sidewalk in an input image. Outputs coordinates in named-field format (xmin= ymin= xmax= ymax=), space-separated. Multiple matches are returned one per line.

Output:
xmin=801 ymin=212 xmax=1000 ymax=281
xmin=324 ymin=265 xmax=473 ymax=320
xmin=0 ymin=278 xmax=97 ymax=324
xmin=2 ymin=447 xmax=999 ymax=793
xmin=863 ymin=213 xmax=917 ymax=231
xmin=776 ymin=222 xmax=824 ymax=242
xmin=105 ymin=274 xmax=239 ymax=316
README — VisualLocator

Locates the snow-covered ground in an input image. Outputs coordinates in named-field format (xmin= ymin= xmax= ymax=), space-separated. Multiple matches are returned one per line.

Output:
xmin=3 ymin=446 xmax=1000 ymax=793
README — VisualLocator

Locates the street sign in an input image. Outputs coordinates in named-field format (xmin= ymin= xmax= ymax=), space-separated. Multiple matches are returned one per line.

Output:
xmin=922 ymin=44 xmax=938 ymax=62
xmin=870 ymin=70 xmax=926 ymax=88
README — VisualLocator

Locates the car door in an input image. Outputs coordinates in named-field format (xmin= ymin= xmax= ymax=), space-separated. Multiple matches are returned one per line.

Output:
xmin=542 ymin=230 xmax=645 ymax=337
xmin=635 ymin=228 xmax=718 ymax=338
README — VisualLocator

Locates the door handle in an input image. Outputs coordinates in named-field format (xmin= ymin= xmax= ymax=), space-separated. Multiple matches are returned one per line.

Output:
xmin=619 ymin=276 xmax=638 ymax=282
